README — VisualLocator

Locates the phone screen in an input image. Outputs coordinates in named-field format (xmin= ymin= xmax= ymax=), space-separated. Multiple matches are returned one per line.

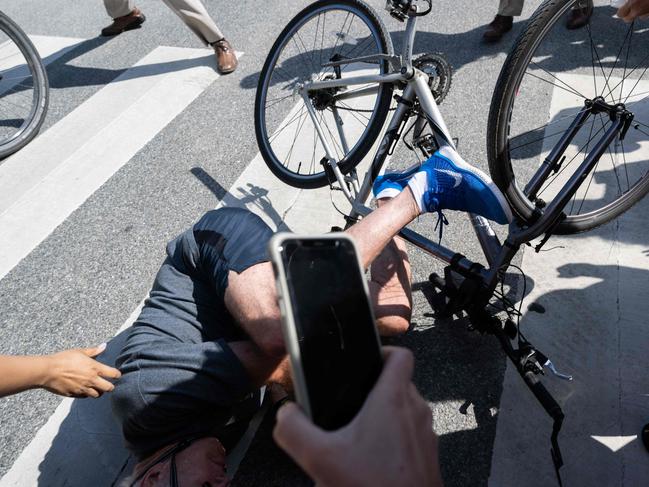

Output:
xmin=279 ymin=237 xmax=383 ymax=430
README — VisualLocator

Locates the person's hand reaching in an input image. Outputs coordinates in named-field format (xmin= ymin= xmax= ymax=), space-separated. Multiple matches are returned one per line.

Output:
xmin=41 ymin=344 xmax=121 ymax=398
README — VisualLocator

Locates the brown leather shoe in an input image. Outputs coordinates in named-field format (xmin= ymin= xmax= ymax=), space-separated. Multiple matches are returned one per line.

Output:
xmin=483 ymin=15 xmax=513 ymax=43
xmin=213 ymin=39 xmax=238 ymax=74
xmin=566 ymin=3 xmax=593 ymax=30
xmin=101 ymin=7 xmax=146 ymax=37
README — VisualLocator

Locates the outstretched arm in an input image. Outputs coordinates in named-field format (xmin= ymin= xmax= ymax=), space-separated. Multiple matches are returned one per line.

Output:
xmin=0 ymin=344 xmax=121 ymax=398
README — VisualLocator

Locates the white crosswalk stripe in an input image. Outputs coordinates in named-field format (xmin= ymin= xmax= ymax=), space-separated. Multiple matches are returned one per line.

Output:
xmin=0 ymin=45 xmax=226 ymax=280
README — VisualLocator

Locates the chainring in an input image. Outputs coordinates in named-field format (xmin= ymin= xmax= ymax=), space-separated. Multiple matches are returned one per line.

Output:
xmin=413 ymin=52 xmax=453 ymax=105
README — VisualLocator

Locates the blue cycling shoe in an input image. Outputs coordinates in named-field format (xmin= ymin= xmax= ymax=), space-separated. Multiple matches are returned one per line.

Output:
xmin=410 ymin=147 xmax=512 ymax=224
xmin=373 ymin=147 xmax=512 ymax=225
xmin=373 ymin=163 xmax=421 ymax=200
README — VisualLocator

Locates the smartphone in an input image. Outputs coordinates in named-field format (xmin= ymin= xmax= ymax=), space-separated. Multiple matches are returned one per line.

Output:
xmin=269 ymin=233 xmax=383 ymax=430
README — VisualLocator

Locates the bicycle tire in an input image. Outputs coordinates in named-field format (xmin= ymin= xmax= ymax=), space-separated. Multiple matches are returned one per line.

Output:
xmin=0 ymin=11 xmax=49 ymax=159
xmin=255 ymin=0 xmax=393 ymax=189
xmin=487 ymin=0 xmax=649 ymax=234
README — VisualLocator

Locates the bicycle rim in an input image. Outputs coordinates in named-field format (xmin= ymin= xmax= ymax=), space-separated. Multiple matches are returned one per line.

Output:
xmin=256 ymin=0 xmax=392 ymax=188
xmin=0 ymin=13 xmax=48 ymax=159
xmin=492 ymin=0 xmax=649 ymax=232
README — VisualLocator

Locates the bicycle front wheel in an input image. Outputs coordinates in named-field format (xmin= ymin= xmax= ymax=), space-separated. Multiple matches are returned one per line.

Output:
xmin=0 ymin=11 xmax=48 ymax=160
xmin=255 ymin=0 xmax=393 ymax=189
xmin=488 ymin=0 xmax=649 ymax=234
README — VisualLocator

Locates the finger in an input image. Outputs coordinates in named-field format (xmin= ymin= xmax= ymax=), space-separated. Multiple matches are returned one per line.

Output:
xmin=83 ymin=387 xmax=100 ymax=399
xmin=273 ymin=402 xmax=332 ymax=471
xmin=82 ymin=343 xmax=107 ymax=358
xmin=97 ymin=363 xmax=121 ymax=379
xmin=93 ymin=376 xmax=116 ymax=393
xmin=377 ymin=346 xmax=414 ymax=389
xmin=618 ymin=2 xmax=632 ymax=18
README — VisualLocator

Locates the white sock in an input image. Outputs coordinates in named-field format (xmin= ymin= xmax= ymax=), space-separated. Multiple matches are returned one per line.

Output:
xmin=407 ymin=172 xmax=429 ymax=213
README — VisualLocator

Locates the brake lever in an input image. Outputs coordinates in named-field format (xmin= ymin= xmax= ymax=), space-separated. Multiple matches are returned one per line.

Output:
xmin=544 ymin=359 xmax=573 ymax=381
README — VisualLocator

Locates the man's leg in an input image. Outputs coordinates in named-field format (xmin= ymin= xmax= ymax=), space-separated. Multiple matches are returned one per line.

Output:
xmin=161 ymin=0 xmax=224 ymax=44
xmin=367 ymin=198 xmax=413 ymax=336
xmin=104 ymin=0 xmax=134 ymax=18
xmin=101 ymin=0 xmax=145 ymax=36
xmin=483 ymin=0 xmax=523 ymax=42
xmin=160 ymin=0 xmax=238 ymax=72
xmin=497 ymin=0 xmax=525 ymax=17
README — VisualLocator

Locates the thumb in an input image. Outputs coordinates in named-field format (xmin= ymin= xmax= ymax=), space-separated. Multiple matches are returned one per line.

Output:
xmin=82 ymin=342 xmax=107 ymax=358
xmin=273 ymin=402 xmax=331 ymax=471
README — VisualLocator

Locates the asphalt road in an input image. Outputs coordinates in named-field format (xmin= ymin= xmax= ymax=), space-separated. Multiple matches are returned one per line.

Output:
xmin=0 ymin=1 xmax=607 ymax=486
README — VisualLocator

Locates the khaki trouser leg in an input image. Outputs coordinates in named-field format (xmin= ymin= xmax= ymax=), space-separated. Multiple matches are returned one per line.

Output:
xmin=497 ymin=0 xmax=524 ymax=17
xmin=104 ymin=0 xmax=135 ymax=19
xmin=161 ymin=0 xmax=224 ymax=45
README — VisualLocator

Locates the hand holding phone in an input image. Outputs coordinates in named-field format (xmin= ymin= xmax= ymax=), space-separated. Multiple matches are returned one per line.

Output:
xmin=269 ymin=233 xmax=383 ymax=430
xmin=273 ymin=347 xmax=443 ymax=487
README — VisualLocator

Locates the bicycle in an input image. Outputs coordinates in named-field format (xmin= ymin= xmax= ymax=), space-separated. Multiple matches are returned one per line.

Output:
xmin=254 ymin=0 xmax=649 ymax=483
xmin=0 ymin=10 xmax=49 ymax=159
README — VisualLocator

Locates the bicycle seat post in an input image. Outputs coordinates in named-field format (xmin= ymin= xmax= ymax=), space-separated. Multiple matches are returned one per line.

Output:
xmin=401 ymin=10 xmax=418 ymax=77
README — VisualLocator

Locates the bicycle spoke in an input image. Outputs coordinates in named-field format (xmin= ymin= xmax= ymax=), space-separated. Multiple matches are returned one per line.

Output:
xmin=524 ymin=68 xmax=585 ymax=99
xmin=618 ymin=22 xmax=634 ymax=104
xmin=320 ymin=112 xmax=345 ymax=159
xmin=326 ymin=12 xmax=351 ymax=70
xmin=291 ymin=33 xmax=319 ymax=79
xmin=331 ymin=13 xmax=356 ymax=63
xmin=284 ymin=106 xmax=311 ymax=168
xmin=529 ymin=61 xmax=586 ymax=99
xmin=510 ymin=112 xmax=594 ymax=152
xmin=600 ymin=22 xmax=634 ymax=103
xmin=337 ymin=100 xmax=371 ymax=123
xmin=339 ymin=36 xmax=378 ymax=74
xmin=586 ymin=23 xmax=614 ymax=99
xmin=602 ymin=45 xmax=649 ymax=103
xmin=268 ymin=105 xmax=307 ymax=144
xmin=509 ymin=108 xmax=589 ymax=151
xmin=265 ymin=93 xmax=296 ymax=110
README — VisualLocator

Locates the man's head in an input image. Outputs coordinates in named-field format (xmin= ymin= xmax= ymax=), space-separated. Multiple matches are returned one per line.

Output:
xmin=131 ymin=437 xmax=229 ymax=487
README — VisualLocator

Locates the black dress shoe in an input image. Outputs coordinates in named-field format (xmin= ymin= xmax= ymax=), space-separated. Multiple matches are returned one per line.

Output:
xmin=101 ymin=8 xmax=146 ymax=37
xmin=566 ymin=3 xmax=593 ymax=30
xmin=483 ymin=15 xmax=513 ymax=43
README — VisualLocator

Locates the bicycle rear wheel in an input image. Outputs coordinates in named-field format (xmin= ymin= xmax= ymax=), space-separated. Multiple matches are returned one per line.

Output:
xmin=488 ymin=0 xmax=649 ymax=234
xmin=255 ymin=0 xmax=393 ymax=189
xmin=0 ymin=11 xmax=48 ymax=160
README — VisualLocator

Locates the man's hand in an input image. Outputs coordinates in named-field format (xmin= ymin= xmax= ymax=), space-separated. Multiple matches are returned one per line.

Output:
xmin=273 ymin=347 xmax=443 ymax=487
xmin=618 ymin=0 xmax=649 ymax=22
xmin=41 ymin=344 xmax=121 ymax=398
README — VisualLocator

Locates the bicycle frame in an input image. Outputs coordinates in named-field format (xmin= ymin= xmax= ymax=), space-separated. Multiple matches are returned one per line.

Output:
xmin=295 ymin=7 xmax=631 ymax=480
xmin=299 ymin=8 xmax=629 ymax=294
xmin=299 ymin=12 xmax=503 ymax=276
